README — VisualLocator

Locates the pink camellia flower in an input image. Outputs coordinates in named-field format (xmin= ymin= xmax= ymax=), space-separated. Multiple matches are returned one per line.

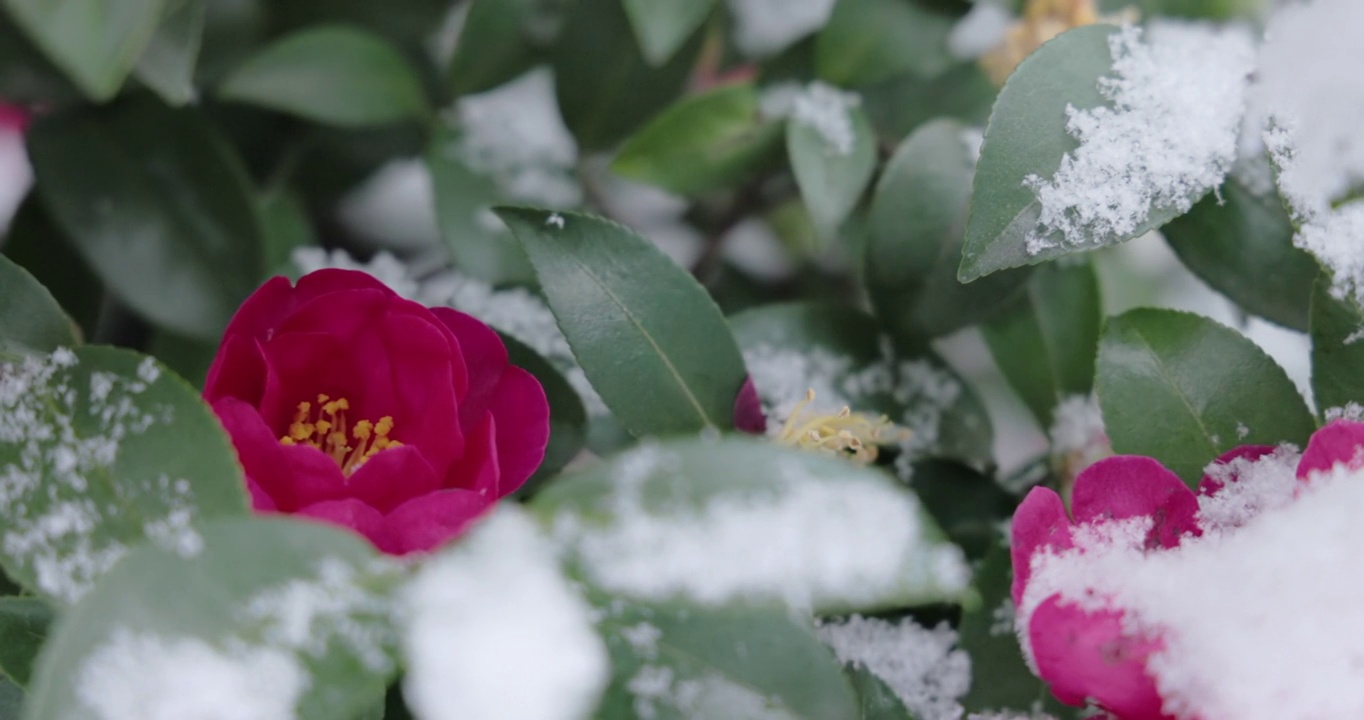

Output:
xmin=1011 ymin=418 xmax=1364 ymax=719
xmin=204 ymin=269 xmax=550 ymax=555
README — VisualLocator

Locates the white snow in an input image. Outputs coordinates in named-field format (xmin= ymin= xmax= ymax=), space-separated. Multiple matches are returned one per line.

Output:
xmin=1017 ymin=452 xmax=1364 ymax=719
xmin=726 ymin=0 xmax=836 ymax=57
xmin=818 ymin=615 xmax=971 ymax=720
xmin=550 ymin=443 xmax=969 ymax=610
xmin=400 ymin=508 xmax=608 ymax=720
xmin=1025 ymin=23 xmax=1254 ymax=254
xmin=78 ymin=630 xmax=306 ymax=720
xmin=1291 ymin=203 xmax=1364 ymax=307
xmin=761 ymin=82 xmax=862 ymax=156
xmin=292 ymin=247 xmax=422 ymax=300
xmin=1195 ymin=444 xmax=1300 ymax=535
xmin=1047 ymin=394 xmax=1105 ymax=457
xmin=0 ymin=122 xmax=30 ymax=233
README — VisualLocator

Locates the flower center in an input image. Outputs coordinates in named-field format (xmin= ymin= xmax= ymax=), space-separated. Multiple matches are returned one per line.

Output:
xmin=774 ymin=389 xmax=910 ymax=465
xmin=279 ymin=394 xmax=401 ymax=475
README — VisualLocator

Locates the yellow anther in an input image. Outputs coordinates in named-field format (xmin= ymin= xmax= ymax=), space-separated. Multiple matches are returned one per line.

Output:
xmin=353 ymin=420 xmax=373 ymax=440
xmin=774 ymin=389 xmax=911 ymax=466
xmin=278 ymin=396 xmax=401 ymax=476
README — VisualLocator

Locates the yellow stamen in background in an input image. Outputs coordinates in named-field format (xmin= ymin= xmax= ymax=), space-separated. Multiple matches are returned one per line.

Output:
xmin=278 ymin=396 xmax=402 ymax=475
xmin=979 ymin=0 xmax=1138 ymax=86
xmin=775 ymin=389 xmax=911 ymax=465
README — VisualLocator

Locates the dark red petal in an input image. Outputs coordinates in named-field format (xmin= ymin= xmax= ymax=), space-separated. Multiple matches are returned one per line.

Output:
xmin=292 ymin=268 xmax=395 ymax=303
xmin=203 ymin=335 xmax=268 ymax=405
xmin=346 ymin=445 xmax=442 ymax=514
xmin=445 ymin=411 xmax=501 ymax=498
xmin=246 ymin=478 xmax=277 ymax=512
xmin=733 ymin=376 xmax=767 ymax=435
xmin=1297 ymin=419 xmax=1364 ymax=480
xmin=295 ymin=498 xmax=388 ymax=549
xmin=1071 ymin=456 xmax=1200 ymax=549
xmin=257 ymin=332 xmax=364 ymax=433
xmin=1197 ymin=445 xmax=1277 ymax=497
xmin=212 ymin=398 xmax=348 ymax=512
xmin=378 ymin=490 xmax=490 ymax=555
xmin=1030 ymin=597 xmax=1171 ymax=720
xmin=429 ymin=307 xmax=507 ymax=410
xmin=1011 ymin=487 xmax=1074 ymax=605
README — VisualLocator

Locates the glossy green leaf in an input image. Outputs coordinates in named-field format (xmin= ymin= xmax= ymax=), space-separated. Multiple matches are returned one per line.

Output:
xmin=553 ymin=0 xmax=703 ymax=150
xmin=218 ymin=26 xmax=428 ymax=126
xmin=848 ymin=665 xmax=913 ymax=720
xmin=0 ymin=346 xmax=248 ymax=604
xmin=498 ymin=207 xmax=748 ymax=436
xmin=1096 ymin=309 xmax=1315 ymax=485
xmin=594 ymin=596 xmax=860 ymax=720
xmin=982 ymin=260 xmax=1103 ymax=428
xmin=0 ymin=598 xmax=51 ymax=687
xmin=259 ymin=190 xmax=317 ymax=277
xmin=866 ymin=119 xmax=1031 ymax=340
xmin=961 ymin=25 xmax=1120 ymax=281
xmin=907 ymin=459 xmax=1017 ymax=560
xmin=0 ymin=254 xmax=79 ymax=358
xmin=426 ymin=128 xmax=534 ymax=286
xmin=25 ymin=518 xmax=398 ymax=720
xmin=2 ymin=0 xmax=165 ymax=100
xmin=0 ymin=11 xmax=82 ymax=105
xmin=1163 ymin=172 xmax=1317 ymax=331
xmin=788 ymin=103 xmax=876 ymax=243
xmin=146 ymin=330 xmax=216 ymax=388
xmin=501 ymin=332 xmax=587 ymax=496
xmin=133 ymin=0 xmax=205 ymax=106
xmin=729 ymin=302 xmax=995 ymax=468
xmin=622 ymin=0 xmax=716 ymax=65
xmin=862 ymin=61 xmax=998 ymax=146
xmin=27 ymin=98 xmax=263 ymax=341
xmin=612 ymin=82 xmax=784 ymax=196
xmin=816 ymin=0 xmax=956 ymax=86
xmin=1 ymin=194 xmax=100 ymax=343
xmin=532 ymin=436 xmax=972 ymax=613
xmin=958 ymin=545 xmax=1065 ymax=715
xmin=1309 ymin=276 xmax=1364 ymax=415
xmin=446 ymin=0 xmax=547 ymax=96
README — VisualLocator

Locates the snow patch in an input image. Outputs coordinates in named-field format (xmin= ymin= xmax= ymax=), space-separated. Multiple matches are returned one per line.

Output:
xmin=818 ymin=615 xmax=971 ymax=720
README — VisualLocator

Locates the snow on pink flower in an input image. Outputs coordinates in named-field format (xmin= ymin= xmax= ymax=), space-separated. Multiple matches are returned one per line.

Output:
xmin=204 ymin=269 xmax=550 ymax=555
xmin=1010 ymin=419 xmax=1364 ymax=719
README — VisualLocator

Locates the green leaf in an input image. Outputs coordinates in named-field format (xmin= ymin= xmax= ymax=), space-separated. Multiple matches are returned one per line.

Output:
xmin=622 ymin=0 xmax=716 ymax=65
xmin=446 ymin=0 xmax=546 ymax=97
xmin=862 ymin=62 xmax=998 ymax=146
xmin=907 ymin=459 xmax=1017 ymax=561
xmin=498 ymin=208 xmax=748 ymax=436
xmin=788 ymin=101 xmax=876 ymax=243
xmin=554 ymin=0 xmax=703 ymax=151
xmin=2 ymin=0 xmax=165 ymax=100
xmin=0 ymin=676 xmax=19 ymax=720
xmin=259 ymin=190 xmax=317 ymax=277
xmin=1096 ymin=309 xmax=1315 ymax=485
xmin=1309 ymin=276 xmax=1364 ymax=415
xmin=531 ymin=436 xmax=971 ymax=613
xmin=961 ymin=25 xmax=1121 ymax=281
xmin=958 ymin=545 xmax=1064 ymax=715
xmin=24 ymin=517 xmax=398 ymax=720
xmin=146 ymin=330 xmax=217 ymax=388
xmin=426 ymin=128 xmax=535 ymax=286
xmin=218 ymin=25 xmax=428 ymax=127
xmin=0 ymin=598 xmax=51 ymax=687
xmin=26 ymin=98 xmax=264 ymax=341
xmin=982 ymin=260 xmax=1103 ymax=428
xmin=0 ymin=346 xmax=249 ymax=604
xmin=132 ymin=0 xmax=206 ymax=106
xmin=500 ymin=332 xmax=588 ymax=496
xmin=1 ymin=195 xmax=101 ymax=343
xmin=1162 ymin=173 xmax=1318 ymax=331
xmin=848 ymin=665 xmax=913 ymax=720
xmin=594 ymin=596 xmax=860 ymax=719
xmin=0 ymin=254 xmax=80 ymax=358
xmin=866 ymin=119 xmax=1031 ymax=340
xmin=816 ymin=0 xmax=956 ymax=86
xmin=729 ymin=302 xmax=995 ymax=468
xmin=0 ymin=11 xmax=82 ymax=106
xmin=611 ymin=82 xmax=785 ymax=196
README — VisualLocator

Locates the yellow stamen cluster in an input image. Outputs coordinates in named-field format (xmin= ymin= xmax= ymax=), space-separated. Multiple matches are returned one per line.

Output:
xmin=980 ymin=0 xmax=1137 ymax=86
xmin=279 ymin=394 xmax=401 ymax=475
xmin=775 ymin=390 xmax=911 ymax=466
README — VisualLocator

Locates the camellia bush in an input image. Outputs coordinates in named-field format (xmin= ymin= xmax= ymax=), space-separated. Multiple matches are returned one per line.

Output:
xmin=1 ymin=0 xmax=1362 ymax=718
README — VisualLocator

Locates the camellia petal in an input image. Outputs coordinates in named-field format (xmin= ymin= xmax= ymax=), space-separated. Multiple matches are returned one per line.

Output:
xmin=378 ymin=490 xmax=490 ymax=555
xmin=1296 ymin=418 xmax=1364 ymax=480
xmin=1070 ymin=456 xmax=1201 ymax=549
xmin=1197 ymin=444 xmax=1277 ymax=496
xmin=1010 ymin=486 xmax=1074 ymax=605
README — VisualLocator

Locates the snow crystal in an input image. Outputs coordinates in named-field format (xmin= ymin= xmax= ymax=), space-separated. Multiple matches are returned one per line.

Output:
xmin=0 ymin=351 xmax=199 ymax=602
xmin=1292 ymin=203 xmax=1364 ymax=307
xmin=726 ymin=0 xmax=836 ymax=57
xmin=948 ymin=2 xmax=1013 ymax=60
xmin=1047 ymin=395 xmax=1105 ymax=456
xmin=546 ymin=212 xmax=565 ymax=229
xmin=400 ymin=508 xmax=608 ymax=720
xmin=1324 ymin=402 xmax=1364 ymax=422
xmin=291 ymin=247 xmax=422 ymax=300
xmin=552 ymin=444 xmax=969 ymax=610
xmin=78 ymin=630 xmax=306 ymax=720
xmin=761 ymin=82 xmax=862 ymax=156
xmin=1025 ymin=23 xmax=1254 ymax=254
xmin=818 ymin=616 xmax=971 ymax=720
xmin=1018 ymin=459 xmax=1364 ymax=719
xmin=448 ymin=67 xmax=581 ymax=208
xmin=1196 ymin=445 xmax=1300 ymax=535
xmin=242 ymin=557 xmax=399 ymax=674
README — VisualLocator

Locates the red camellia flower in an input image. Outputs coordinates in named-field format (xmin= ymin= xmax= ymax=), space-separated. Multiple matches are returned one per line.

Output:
xmin=203 ymin=269 xmax=550 ymax=555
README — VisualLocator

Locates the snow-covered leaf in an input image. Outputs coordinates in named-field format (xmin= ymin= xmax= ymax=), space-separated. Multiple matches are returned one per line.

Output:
xmin=0 ymin=597 xmax=51 ymax=687
xmin=1096 ymin=309 xmax=1315 ymax=485
xmin=531 ymin=437 xmax=972 ymax=613
xmin=25 ymin=517 xmax=398 ymax=720
xmin=1309 ymin=276 xmax=1364 ymax=417
xmin=785 ymin=85 xmax=876 ymax=244
xmin=0 ymin=347 xmax=248 ymax=604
